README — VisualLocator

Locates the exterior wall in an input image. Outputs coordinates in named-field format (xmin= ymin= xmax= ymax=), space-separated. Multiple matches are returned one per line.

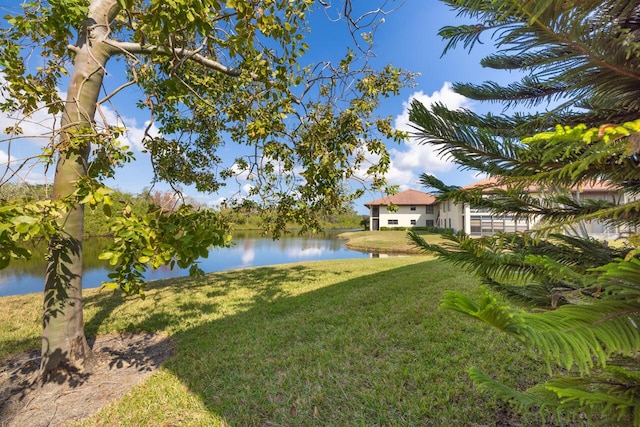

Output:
xmin=369 ymin=188 xmax=627 ymax=238
xmin=579 ymin=191 xmax=617 ymax=202
xmin=369 ymin=204 xmax=439 ymax=229
xmin=436 ymin=199 xmax=464 ymax=231
xmin=455 ymin=190 xmax=624 ymax=238
xmin=466 ymin=207 xmax=533 ymax=236
xmin=568 ymin=190 xmax=626 ymax=239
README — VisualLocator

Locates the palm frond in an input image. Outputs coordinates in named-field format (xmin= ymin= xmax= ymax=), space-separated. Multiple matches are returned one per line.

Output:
xmin=482 ymin=277 xmax=576 ymax=309
xmin=418 ymin=1 xmax=640 ymax=423
xmin=439 ymin=0 xmax=640 ymax=114
xmin=468 ymin=368 xmax=557 ymax=417
xmin=453 ymin=78 xmax=573 ymax=108
xmin=417 ymin=174 xmax=460 ymax=195
xmin=408 ymin=100 xmax=535 ymax=176
xmin=472 ymin=362 xmax=640 ymax=426
xmin=443 ymin=289 xmax=640 ymax=374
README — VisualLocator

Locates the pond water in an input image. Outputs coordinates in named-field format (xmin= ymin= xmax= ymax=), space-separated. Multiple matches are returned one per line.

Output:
xmin=0 ymin=230 xmax=371 ymax=297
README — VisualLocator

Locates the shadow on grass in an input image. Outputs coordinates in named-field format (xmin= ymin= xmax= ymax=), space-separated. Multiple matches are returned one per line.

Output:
xmin=83 ymin=264 xmax=315 ymax=336
xmin=83 ymin=259 xmax=547 ymax=426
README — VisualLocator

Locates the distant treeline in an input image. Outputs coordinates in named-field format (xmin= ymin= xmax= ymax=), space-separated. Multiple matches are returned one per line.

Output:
xmin=1 ymin=183 xmax=366 ymax=237
xmin=224 ymin=204 xmax=367 ymax=231
xmin=0 ymin=182 xmax=173 ymax=237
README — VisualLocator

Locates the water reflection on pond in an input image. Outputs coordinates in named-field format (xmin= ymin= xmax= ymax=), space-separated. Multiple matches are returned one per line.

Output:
xmin=0 ymin=230 xmax=369 ymax=297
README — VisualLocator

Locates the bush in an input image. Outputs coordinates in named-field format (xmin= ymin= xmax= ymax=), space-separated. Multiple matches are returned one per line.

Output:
xmin=379 ymin=226 xmax=452 ymax=233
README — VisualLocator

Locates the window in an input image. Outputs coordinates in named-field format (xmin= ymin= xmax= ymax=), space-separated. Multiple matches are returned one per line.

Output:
xmin=470 ymin=217 xmax=481 ymax=234
xmin=426 ymin=220 xmax=434 ymax=227
xmin=387 ymin=219 xmax=398 ymax=225
xmin=410 ymin=219 xmax=417 ymax=225
xmin=410 ymin=205 xmax=416 ymax=211
xmin=426 ymin=205 xmax=434 ymax=214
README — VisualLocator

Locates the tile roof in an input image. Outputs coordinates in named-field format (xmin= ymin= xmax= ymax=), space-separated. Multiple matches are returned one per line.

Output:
xmin=462 ymin=176 xmax=502 ymax=190
xmin=364 ymin=189 xmax=437 ymax=206
xmin=364 ymin=179 xmax=619 ymax=208
xmin=462 ymin=176 xmax=619 ymax=193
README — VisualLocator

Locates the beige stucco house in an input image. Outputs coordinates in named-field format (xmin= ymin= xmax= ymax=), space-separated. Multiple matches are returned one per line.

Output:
xmin=365 ymin=178 xmax=629 ymax=238
xmin=364 ymin=189 xmax=438 ymax=231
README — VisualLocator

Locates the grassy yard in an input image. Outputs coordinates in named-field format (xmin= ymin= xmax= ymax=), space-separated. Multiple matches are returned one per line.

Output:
xmin=338 ymin=230 xmax=445 ymax=254
xmin=1 ymin=257 xmax=548 ymax=426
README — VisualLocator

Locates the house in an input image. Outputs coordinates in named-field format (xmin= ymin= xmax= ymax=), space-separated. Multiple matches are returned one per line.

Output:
xmin=451 ymin=176 xmax=534 ymax=237
xmin=365 ymin=178 xmax=630 ymax=238
xmin=364 ymin=189 xmax=438 ymax=231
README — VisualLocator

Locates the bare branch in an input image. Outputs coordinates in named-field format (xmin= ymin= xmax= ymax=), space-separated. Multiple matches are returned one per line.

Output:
xmin=105 ymin=41 xmax=243 ymax=77
xmin=97 ymin=79 xmax=137 ymax=105
xmin=320 ymin=0 xmax=406 ymax=55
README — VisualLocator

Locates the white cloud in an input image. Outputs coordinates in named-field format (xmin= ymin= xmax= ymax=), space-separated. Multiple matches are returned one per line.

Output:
xmin=241 ymin=183 xmax=254 ymax=194
xmin=23 ymin=171 xmax=52 ymax=185
xmin=0 ymin=74 xmax=159 ymax=155
xmin=384 ymin=161 xmax=420 ymax=190
xmin=287 ymin=247 xmax=325 ymax=258
xmin=202 ymin=195 xmax=227 ymax=208
xmin=96 ymin=105 xmax=160 ymax=152
xmin=386 ymin=82 xmax=471 ymax=188
xmin=0 ymin=75 xmax=61 ymax=148
xmin=124 ymin=121 xmax=160 ymax=152
xmin=223 ymin=164 xmax=256 ymax=198
xmin=241 ymin=247 xmax=255 ymax=265
xmin=0 ymin=148 xmax=53 ymax=184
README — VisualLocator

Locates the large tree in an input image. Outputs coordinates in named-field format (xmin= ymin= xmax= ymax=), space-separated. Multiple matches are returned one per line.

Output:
xmin=408 ymin=0 xmax=640 ymax=424
xmin=0 ymin=0 xmax=410 ymax=381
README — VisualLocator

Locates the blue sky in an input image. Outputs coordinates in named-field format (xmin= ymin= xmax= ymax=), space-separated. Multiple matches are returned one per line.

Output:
xmin=0 ymin=1 xmax=517 ymax=214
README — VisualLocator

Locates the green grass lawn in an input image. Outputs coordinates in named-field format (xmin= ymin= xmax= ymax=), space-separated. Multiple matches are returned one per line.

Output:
xmin=1 ymin=257 xmax=548 ymax=426
xmin=338 ymin=230 xmax=445 ymax=254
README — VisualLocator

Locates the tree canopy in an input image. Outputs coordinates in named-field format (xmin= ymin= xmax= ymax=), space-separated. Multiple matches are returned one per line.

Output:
xmin=0 ymin=0 xmax=411 ymax=379
xmin=409 ymin=0 xmax=640 ymax=424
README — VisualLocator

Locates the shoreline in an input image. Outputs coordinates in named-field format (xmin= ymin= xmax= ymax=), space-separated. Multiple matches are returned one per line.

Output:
xmin=337 ymin=230 xmax=431 ymax=255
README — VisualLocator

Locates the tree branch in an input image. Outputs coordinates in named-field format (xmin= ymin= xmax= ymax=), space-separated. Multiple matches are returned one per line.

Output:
xmin=97 ymin=79 xmax=136 ymax=105
xmin=104 ymin=41 xmax=243 ymax=77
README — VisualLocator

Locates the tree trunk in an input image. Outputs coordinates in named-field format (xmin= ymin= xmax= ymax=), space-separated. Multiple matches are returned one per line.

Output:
xmin=40 ymin=0 xmax=118 ymax=380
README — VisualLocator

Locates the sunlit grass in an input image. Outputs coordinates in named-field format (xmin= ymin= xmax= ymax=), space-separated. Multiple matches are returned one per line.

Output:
xmin=1 ymin=258 xmax=548 ymax=425
xmin=338 ymin=230 xmax=444 ymax=254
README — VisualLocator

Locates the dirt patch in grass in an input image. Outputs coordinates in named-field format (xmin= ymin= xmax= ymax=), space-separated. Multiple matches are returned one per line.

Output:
xmin=0 ymin=332 xmax=173 ymax=427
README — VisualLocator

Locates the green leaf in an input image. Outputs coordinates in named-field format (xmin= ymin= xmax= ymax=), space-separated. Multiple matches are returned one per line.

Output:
xmin=11 ymin=215 xmax=37 ymax=226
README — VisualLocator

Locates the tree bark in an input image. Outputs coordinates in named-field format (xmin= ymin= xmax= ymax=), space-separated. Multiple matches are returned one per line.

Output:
xmin=40 ymin=0 xmax=119 ymax=380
